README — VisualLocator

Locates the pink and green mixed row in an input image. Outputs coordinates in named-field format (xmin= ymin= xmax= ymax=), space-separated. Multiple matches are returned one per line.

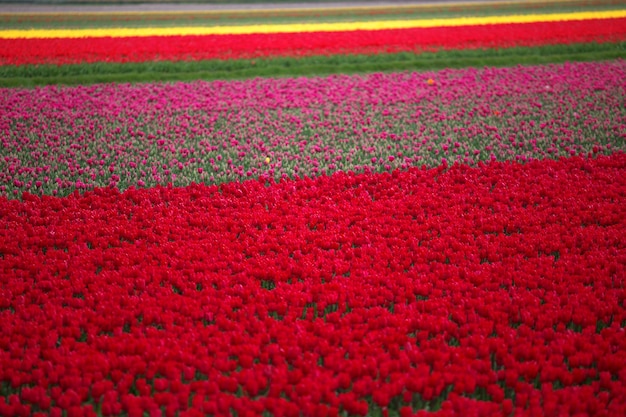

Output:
xmin=1 ymin=60 xmax=624 ymax=199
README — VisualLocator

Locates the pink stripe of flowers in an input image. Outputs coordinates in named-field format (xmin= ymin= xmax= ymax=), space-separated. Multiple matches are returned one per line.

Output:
xmin=1 ymin=60 xmax=625 ymax=199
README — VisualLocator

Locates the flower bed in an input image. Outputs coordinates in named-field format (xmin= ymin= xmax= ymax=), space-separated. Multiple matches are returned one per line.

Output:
xmin=1 ymin=60 xmax=624 ymax=199
xmin=2 ymin=17 xmax=625 ymax=66
xmin=2 ymin=1 xmax=626 ymax=415
xmin=1 ymin=154 xmax=625 ymax=417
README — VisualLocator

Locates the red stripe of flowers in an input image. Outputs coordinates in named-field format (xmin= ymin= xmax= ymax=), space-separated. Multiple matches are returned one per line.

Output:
xmin=1 ymin=154 xmax=626 ymax=416
xmin=1 ymin=17 xmax=626 ymax=65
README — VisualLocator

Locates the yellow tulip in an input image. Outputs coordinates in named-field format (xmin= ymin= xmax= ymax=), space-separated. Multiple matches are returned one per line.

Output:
xmin=1 ymin=10 xmax=624 ymax=39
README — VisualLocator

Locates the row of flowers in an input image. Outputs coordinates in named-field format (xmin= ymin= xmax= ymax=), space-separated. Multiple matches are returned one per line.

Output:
xmin=1 ymin=154 xmax=625 ymax=416
xmin=5 ymin=11 xmax=626 ymax=37
xmin=2 ymin=18 xmax=625 ymax=65
xmin=1 ymin=60 xmax=624 ymax=199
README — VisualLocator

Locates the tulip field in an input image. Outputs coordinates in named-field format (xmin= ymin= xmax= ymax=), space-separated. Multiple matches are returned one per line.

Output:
xmin=1 ymin=0 xmax=626 ymax=416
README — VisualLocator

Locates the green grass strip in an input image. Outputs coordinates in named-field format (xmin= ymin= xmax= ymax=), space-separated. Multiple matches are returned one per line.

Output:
xmin=1 ymin=42 xmax=625 ymax=88
xmin=1 ymin=0 xmax=623 ymax=29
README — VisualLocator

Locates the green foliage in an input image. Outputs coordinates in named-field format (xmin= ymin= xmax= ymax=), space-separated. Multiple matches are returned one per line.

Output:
xmin=1 ymin=0 xmax=621 ymax=29
xmin=1 ymin=42 xmax=624 ymax=88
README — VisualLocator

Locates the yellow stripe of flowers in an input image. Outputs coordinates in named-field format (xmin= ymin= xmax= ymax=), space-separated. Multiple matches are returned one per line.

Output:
xmin=1 ymin=10 xmax=625 ymax=39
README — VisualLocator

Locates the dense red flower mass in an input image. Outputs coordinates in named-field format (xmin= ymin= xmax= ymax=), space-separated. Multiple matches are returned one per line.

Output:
xmin=1 ymin=154 xmax=625 ymax=416
xmin=1 ymin=18 xmax=625 ymax=65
